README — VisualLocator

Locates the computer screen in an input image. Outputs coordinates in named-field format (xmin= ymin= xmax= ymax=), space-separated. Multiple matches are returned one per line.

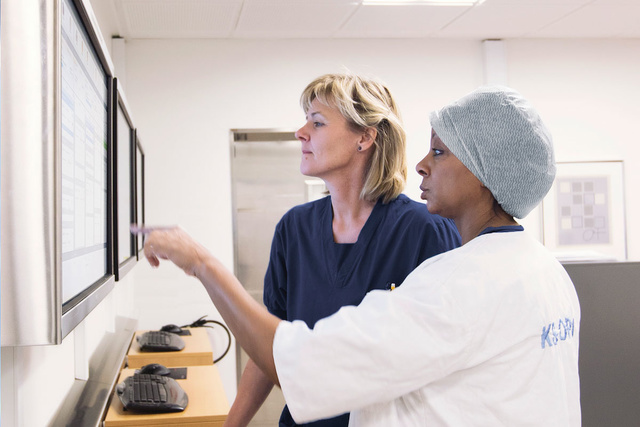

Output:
xmin=115 ymin=83 xmax=136 ymax=278
xmin=60 ymin=0 xmax=111 ymax=303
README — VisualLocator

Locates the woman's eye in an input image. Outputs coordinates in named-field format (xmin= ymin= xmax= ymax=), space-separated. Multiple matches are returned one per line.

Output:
xmin=433 ymin=148 xmax=443 ymax=156
xmin=313 ymin=122 xmax=325 ymax=128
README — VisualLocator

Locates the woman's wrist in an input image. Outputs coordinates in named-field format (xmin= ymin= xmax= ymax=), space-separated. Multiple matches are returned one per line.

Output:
xmin=192 ymin=245 xmax=210 ymax=279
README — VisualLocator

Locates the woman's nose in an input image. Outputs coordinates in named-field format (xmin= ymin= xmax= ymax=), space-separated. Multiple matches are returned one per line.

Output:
xmin=416 ymin=155 xmax=430 ymax=177
xmin=295 ymin=124 xmax=308 ymax=142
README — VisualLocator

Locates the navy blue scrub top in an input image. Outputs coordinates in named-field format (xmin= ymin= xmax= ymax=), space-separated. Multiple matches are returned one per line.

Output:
xmin=262 ymin=194 xmax=461 ymax=427
xmin=478 ymin=224 xmax=525 ymax=236
xmin=264 ymin=194 xmax=461 ymax=327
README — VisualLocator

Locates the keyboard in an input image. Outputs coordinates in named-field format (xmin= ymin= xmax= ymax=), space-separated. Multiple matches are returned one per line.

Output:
xmin=137 ymin=331 xmax=185 ymax=352
xmin=116 ymin=374 xmax=188 ymax=413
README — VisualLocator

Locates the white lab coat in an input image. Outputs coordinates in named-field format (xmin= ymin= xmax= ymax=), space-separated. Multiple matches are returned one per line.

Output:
xmin=273 ymin=231 xmax=581 ymax=426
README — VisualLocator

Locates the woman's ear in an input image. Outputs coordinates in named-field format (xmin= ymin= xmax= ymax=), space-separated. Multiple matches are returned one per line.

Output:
xmin=358 ymin=127 xmax=377 ymax=152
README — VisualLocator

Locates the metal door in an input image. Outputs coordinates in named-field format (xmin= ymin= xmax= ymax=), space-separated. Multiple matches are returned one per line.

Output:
xmin=231 ymin=129 xmax=325 ymax=426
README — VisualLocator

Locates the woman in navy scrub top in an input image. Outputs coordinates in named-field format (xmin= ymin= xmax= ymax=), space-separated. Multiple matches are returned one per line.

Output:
xmin=225 ymin=74 xmax=460 ymax=427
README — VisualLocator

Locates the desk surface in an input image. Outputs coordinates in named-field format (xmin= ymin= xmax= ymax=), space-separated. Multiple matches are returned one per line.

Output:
xmin=104 ymin=365 xmax=230 ymax=426
xmin=127 ymin=328 xmax=214 ymax=368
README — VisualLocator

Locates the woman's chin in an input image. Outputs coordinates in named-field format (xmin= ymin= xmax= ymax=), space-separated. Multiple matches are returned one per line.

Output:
xmin=424 ymin=202 xmax=439 ymax=215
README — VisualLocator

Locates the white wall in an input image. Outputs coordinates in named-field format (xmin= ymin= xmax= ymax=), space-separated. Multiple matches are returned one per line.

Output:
xmin=2 ymin=29 xmax=639 ymax=427
xmin=507 ymin=39 xmax=640 ymax=253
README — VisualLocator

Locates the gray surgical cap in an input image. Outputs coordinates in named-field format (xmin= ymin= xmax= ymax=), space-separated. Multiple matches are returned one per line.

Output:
xmin=429 ymin=85 xmax=556 ymax=219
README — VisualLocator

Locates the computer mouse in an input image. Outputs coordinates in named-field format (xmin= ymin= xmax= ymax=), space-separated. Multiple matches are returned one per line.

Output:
xmin=160 ymin=324 xmax=183 ymax=334
xmin=138 ymin=363 xmax=171 ymax=376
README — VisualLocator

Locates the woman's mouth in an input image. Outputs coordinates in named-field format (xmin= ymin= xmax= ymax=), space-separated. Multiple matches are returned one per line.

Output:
xmin=419 ymin=186 xmax=429 ymax=200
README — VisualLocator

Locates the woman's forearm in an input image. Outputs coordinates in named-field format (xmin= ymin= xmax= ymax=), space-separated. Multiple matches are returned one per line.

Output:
xmin=224 ymin=358 xmax=276 ymax=426
xmin=194 ymin=252 xmax=281 ymax=386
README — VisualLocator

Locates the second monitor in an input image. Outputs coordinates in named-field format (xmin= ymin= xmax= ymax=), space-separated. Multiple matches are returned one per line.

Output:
xmin=113 ymin=78 xmax=137 ymax=280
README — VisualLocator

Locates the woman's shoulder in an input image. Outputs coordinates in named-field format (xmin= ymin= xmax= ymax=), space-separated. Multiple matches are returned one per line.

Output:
xmin=278 ymin=196 xmax=331 ymax=228
xmin=385 ymin=193 xmax=422 ymax=212
xmin=435 ymin=231 xmax=555 ymax=275
xmin=286 ymin=195 xmax=330 ymax=214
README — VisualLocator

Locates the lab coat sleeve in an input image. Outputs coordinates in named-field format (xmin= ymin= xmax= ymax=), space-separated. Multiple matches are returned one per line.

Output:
xmin=272 ymin=252 xmax=479 ymax=424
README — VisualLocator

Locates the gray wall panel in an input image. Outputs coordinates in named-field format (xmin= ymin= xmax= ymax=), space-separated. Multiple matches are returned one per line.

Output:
xmin=564 ymin=262 xmax=640 ymax=427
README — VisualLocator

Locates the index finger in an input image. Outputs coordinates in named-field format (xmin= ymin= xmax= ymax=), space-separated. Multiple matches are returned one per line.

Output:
xmin=130 ymin=224 xmax=178 ymax=235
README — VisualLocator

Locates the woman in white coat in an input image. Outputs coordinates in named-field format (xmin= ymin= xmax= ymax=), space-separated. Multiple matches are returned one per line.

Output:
xmin=141 ymin=85 xmax=581 ymax=426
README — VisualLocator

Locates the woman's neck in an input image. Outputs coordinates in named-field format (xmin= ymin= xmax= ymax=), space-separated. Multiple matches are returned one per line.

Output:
xmin=327 ymin=183 xmax=376 ymax=244
xmin=455 ymin=205 xmax=517 ymax=245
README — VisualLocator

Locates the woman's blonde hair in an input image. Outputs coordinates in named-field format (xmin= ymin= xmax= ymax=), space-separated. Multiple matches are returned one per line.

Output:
xmin=300 ymin=73 xmax=407 ymax=204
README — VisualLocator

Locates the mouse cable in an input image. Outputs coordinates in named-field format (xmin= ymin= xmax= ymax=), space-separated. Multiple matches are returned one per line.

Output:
xmin=180 ymin=316 xmax=232 ymax=364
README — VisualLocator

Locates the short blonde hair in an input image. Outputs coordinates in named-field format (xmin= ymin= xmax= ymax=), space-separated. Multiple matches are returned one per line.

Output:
xmin=300 ymin=73 xmax=407 ymax=204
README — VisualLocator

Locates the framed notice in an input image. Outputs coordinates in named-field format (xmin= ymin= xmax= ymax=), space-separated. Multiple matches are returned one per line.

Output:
xmin=542 ymin=161 xmax=626 ymax=262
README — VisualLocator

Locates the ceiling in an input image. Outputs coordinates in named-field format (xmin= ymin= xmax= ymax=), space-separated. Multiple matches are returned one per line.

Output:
xmin=108 ymin=0 xmax=640 ymax=40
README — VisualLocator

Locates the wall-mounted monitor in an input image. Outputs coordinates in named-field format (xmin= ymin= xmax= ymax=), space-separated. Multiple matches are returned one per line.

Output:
xmin=113 ymin=79 xmax=137 ymax=280
xmin=135 ymin=137 xmax=146 ymax=257
xmin=1 ymin=0 xmax=116 ymax=345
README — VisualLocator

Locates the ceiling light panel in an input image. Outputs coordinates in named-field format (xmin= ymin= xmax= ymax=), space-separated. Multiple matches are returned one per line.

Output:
xmin=116 ymin=0 xmax=243 ymax=39
xmin=235 ymin=1 xmax=360 ymax=38
xmin=338 ymin=4 xmax=469 ymax=37
xmin=435 ymin=0 xmax=594 ymax=39
xmin=533 ymin=0 xmax=640 ymax=38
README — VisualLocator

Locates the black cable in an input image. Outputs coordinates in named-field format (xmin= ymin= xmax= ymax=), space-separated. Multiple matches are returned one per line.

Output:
xmin=180 ymin=316 xmax=232 ymax=364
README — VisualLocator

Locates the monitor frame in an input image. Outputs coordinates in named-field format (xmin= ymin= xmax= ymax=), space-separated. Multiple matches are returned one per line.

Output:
xmin=1 ymin=0 xmax=117 ymax=345
xmin=134 ymin=136 xmax=146 ymax=257
xmin=113 ymin=78 xmax=137 ymax=281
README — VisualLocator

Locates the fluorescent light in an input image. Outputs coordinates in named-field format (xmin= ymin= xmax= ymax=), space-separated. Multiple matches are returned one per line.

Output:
xmin=363 ymin=0 xmax=485 ymax=5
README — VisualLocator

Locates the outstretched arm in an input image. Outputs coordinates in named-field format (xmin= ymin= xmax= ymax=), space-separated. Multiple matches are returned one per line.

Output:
xmin=224 ymin=359 xmax=275 ymax=427
xmin=143 ymin=227 xmax=281 ymax=386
